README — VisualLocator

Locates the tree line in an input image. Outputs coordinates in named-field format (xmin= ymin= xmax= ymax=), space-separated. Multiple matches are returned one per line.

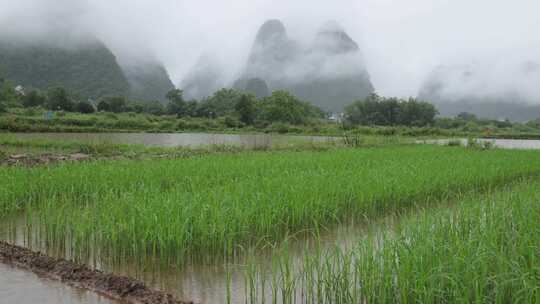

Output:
xmin=1 ymin=77 xmax=451 ymax=128
xmin=0 ymin=78 xmax=326 ymax=126
xmin=343 ymin=93 xmax=438 ymax=127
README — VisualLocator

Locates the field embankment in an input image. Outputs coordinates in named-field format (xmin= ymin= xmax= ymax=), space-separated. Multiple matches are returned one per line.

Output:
xmin=0 ymin=241 xmax=191 ymax=304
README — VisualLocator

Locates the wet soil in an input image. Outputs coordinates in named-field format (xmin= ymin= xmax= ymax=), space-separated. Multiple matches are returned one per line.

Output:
xmin=0 ymin=241 xmax=193 ymax=304
xmin=0 ymin=153 xmax=91 ymax=166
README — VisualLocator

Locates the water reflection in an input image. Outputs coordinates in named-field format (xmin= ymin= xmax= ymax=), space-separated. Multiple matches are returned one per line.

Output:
xmin=421 ymin=138 xmax=540 ymax=149
xmin=0 ymin=263 xmax=118 ymax=304
xmin=9 ymin=132 xmax=336 ymax=148
xmin=1 ymin=215 xmax=383 ymax=304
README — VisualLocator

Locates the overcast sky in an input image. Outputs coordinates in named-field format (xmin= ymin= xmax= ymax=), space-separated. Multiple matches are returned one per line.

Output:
xmin=1 ymin=0 xmax=539 ymax=98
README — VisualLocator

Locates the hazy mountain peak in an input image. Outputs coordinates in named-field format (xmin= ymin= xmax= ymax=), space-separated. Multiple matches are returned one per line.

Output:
xmin=181 ymin=54 xmax=226 ymax=100
xmin=318 ymin=20 xmax=345 ymax=34
xmin=254 ymin=19 xmax=288 ymax=44
xmin=247 ymin=19 xmax=298 ymax=81
xmin=314 ymin=20 xmax=359 ymax=54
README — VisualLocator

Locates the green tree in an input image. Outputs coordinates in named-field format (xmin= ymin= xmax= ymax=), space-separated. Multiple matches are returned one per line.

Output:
xmin=143 ymin=100 xmax=166 ymax=116
xmin=345 ymin=94 xmax=438 ymax=127
xmin=196 ymin=89 xmax=243 ymax=118
xmin=344 ymin=93 xmax=386 ymax=125
xmin=397 ymin=98 xmax=438 ymax=126
xmin=259 ymin=91 xmax=324 ymax=125
xmin=0 ymin=79 xmax=18 ymax=107
xmin=46 ymin=87 xmax=75 ymax=111
xmin=75 ymin=101 xmax=96 ymax=114
xmin=235 ymin=94 xmax=258 ymax=125
xmin=457 ymin=112 xmax=478 ymax=121
xmin=97 ymin=96 xmax=127 ymax=113
xmin=22 ymin=90 xmax=46 ymax=108
xmin=166 ymin=89 xmax=187 ymax=116
xmin=185 ymin=100 xmax=198 ymax=117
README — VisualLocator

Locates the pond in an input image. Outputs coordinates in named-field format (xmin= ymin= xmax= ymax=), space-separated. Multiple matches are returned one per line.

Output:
xmin=8 ymin=132 xmax=337 ymax=148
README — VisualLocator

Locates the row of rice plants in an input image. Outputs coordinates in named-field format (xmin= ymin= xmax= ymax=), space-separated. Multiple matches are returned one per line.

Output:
xmin=239 ymin=179 xmax=540 ymax=303
xmin=1 ymin=145 xmax=540 ymax=267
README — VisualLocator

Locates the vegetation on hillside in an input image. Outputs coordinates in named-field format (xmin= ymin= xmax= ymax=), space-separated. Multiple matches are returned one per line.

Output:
xmin=0 ymin=40 xmax=130 ymax=99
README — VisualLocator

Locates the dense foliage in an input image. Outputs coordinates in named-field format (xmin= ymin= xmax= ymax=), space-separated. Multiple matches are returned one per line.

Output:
xmin=2 ymin=75 xmax=540 ymax=136
xmin=164 ymin=88 xmax=325 ymax=126
xmin=0 ymin=40 xmax=130 ymax=100
xmin=344 ymin=93 xmax=438 ymax=127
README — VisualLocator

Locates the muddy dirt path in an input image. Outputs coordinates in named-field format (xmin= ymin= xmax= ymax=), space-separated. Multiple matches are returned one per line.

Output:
xmin=0 ymin=241 xmax=193 ymax=304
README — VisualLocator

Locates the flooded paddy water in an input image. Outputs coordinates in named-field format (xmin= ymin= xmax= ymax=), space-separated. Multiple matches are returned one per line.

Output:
xmin=1 ymin=214 xmax=383 ymax=304
xmin=0 ymin=263 xmax=119 ymax=304
xmin=420 ymin=138 xmax=540 ymax=150
xmin=2 ymin=136 xmax=540 ymax=303
xmin=8 ymin=132 xmax=337 ymax=148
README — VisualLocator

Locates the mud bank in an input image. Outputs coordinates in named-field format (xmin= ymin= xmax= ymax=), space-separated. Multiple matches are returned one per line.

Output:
xmin=0 ymin=153 xmax=91 ymax=166
xmin=0 ymin=241 xmax=193 ymax=304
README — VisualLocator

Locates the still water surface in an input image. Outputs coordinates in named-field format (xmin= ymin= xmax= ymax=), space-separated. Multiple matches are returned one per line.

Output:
xmin=0 ymin=263 xmax=118 ymax=304
xmin=10 ymin=132 xmax=336 ymax=148
xmin=421 ymin=138 xmax=540 ymax=149
xmin=2 ymin=215 xmax=375 ymax=304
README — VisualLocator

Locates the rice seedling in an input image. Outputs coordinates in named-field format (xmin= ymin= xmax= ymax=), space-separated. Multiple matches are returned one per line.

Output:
xmin=1 ymin=145 xmax=540 ymax=269
xmin=241 ymin=179 xmax=540 ymax=303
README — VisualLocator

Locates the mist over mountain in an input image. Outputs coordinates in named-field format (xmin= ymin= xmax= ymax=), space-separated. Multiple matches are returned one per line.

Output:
xmin=180 ymin=55 xmax=226 ymax=100
xmin=181 ymin=19 xmax=373 ymax=112
xmin=419 ymin=62 xmax=540 ymax=121
xmin=233 ymin=78 xmax=270 ymax=99
xmin=0 ymin=28 xmax=174 ymax=102
xmin=0 ymin=35 xmax=130 ymax=100
xmin=239 ymin=19 xmax=374 ymax=112
xmin=120 ymin=58 xmax=175 ymax=103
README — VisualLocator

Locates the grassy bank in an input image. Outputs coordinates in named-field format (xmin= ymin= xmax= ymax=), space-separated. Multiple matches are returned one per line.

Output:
xmin=3 ymin=108 xmax=540 ymax=139
xmin=0 ymin=109 xmax=341 ymax=135
xmin=0 ymin=132 xmax=350 ymax=163
xmin=242 ymin=179 xmax=540 ymax=303
xmin=2 ymin=145 xmax=540 ymax=267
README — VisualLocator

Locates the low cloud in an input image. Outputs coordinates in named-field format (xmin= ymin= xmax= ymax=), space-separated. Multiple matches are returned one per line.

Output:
xmin=0 ymin=0 xmax=539 ymax=101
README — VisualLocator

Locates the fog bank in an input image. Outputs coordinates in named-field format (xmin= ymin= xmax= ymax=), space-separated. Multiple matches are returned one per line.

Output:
xmin=1 ymin=0 xmax=539 ymax=101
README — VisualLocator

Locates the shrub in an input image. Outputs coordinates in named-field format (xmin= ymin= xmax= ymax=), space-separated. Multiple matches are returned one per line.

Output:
xmin=259 ymin=91 xmax=324 ymax=125
xmin=22 ymin=90 xmax=46 ymax=108
xmin=45 ymin=87 xmax=75 ymax=111
xmin=344 ymin=93 xmax=438 ymax=127
xmin=447 ymin=139 xmax=462 ymax=147
xmin=267 ymin=122 xmax=291 ymax=134
xmin=76 ymin=101 xmax=96 ymax=114
xmin=223 ymin=116 xmax=244 ymax=128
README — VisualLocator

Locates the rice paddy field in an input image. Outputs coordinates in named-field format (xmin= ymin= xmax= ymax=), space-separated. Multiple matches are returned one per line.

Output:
xmin=1 ymin=142 xmax=539 ymax=303
xmin=241 ymin=179 xmax=540 ymax=303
